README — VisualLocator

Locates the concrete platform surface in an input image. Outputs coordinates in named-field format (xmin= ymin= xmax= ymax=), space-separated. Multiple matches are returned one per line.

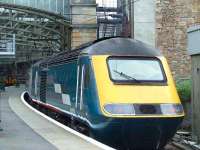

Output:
xmin=0 ymin=87 xmax=57 ymax=150
xmin=0 ymin=86 xmax=103 ymax=150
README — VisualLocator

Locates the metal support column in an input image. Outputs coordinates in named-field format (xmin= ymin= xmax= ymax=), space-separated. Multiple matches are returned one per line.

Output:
xmin=0 ymin=93 xmax=2 ymax=131
xmin=0 ymin=78 xmax=5 ymax=131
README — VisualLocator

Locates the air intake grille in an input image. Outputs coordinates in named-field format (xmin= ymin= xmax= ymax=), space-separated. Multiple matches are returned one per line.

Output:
xmin=135 ymin=105 xmax=161 ymax=115
xmin=40 ymin=71 xmax=47 ymax=103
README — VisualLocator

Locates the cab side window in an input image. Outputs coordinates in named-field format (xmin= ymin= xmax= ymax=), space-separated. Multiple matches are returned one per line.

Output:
xmin=84 ymin=65 xmax=90 ymax=89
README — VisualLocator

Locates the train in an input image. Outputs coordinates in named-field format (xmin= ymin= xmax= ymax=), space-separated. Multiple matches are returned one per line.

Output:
xmin=25 ymin=38 xmax=184 ymax=150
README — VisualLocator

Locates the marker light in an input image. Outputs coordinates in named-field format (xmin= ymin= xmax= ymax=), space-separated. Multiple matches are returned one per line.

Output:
xmin=160 ymin=104 xmax=184 ymax=115
xmin=104 ymin=104 xmax=135 ymax=115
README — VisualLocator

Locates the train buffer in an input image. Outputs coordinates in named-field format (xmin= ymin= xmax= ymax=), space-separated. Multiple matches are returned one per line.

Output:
xmin=0 ymin=86 xmax=114 ymax=150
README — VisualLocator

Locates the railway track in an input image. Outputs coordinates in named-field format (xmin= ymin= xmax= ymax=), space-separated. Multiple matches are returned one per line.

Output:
xmin=165 ymin=131 xmax=200 ymax=150
xmin=165 ymin=141 xmax=192 ymax=150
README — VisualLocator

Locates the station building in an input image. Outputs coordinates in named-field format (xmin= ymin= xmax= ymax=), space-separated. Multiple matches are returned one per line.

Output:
xmin=126 ymin=0 xmax=200 ymax=80
xmin=0 ymin=0 xmax=200 ymax=82
xmin=0 ymin=0 xmax=97 ymax=83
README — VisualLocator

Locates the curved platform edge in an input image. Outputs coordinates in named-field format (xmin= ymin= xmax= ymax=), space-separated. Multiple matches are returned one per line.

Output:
xmin=20 ymin=91 xmax=115 ymax=150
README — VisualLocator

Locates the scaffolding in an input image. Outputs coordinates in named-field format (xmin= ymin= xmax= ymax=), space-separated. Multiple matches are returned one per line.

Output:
xmin=0 ymin=76 xmax=5 ymax=131
xmin=0 ymin=93 xmax=2 ymax=131
xmin=97 ymin=0 xmax=136 ymax=39
xmin=97 ymin=0 xmax=122 ymax=39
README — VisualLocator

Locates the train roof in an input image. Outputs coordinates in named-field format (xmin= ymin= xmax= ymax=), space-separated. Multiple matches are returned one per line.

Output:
xmin=81 ymin=37 xmax=161 ymax=56
xmin=36 ymin=37 xmax=162 ymax=67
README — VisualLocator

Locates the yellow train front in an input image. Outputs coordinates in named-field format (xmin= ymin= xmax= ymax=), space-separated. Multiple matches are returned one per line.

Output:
xmin=28 ymin=38 xmax=184 ymax=150
xmin=85 ymin=38 xmax=184 ymax=150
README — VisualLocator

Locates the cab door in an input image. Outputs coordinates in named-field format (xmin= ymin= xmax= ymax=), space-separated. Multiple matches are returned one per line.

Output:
xmin=75 ymin=63 xmax=85 ymax=116
xmin=75 ymin=57 xmax=90 ymax=117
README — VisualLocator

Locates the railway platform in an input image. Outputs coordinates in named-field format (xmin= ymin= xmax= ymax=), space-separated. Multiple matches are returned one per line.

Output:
xmin=0 ymin=86 xmax=107 ymax=150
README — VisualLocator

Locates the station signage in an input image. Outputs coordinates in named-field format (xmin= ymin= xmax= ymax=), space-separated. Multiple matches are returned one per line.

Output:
xmin=0 ymin=34 xmax=16 ymax=58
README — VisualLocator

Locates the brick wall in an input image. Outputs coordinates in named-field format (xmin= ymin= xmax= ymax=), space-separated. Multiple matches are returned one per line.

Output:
xmin=156 ymin=0 xmax=200 ymax=79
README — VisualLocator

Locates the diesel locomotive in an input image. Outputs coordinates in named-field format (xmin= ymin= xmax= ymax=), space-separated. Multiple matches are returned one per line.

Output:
xmin=25 ymin=38 xmax=184 ymax=150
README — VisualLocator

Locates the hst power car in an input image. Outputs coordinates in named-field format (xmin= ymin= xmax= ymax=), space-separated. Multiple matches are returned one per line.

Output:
xmin=26 ymin=38 xmax=184 ymax=150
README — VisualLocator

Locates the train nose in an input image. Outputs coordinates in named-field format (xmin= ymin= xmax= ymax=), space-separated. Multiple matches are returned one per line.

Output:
xmin=92 ymin=117 xmax=183 ymax=150
xmin=121 ymin=122 xmax=163 ymax=150
xmin=120 ymin=118 xmax=183 ymax=150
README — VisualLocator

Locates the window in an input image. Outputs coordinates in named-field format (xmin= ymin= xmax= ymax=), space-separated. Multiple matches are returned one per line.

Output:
xmin=84 ymin=65 xmax=90 ymax=89
xmin=34 ymin=71 xmax=38 ymax=95
xmin=57 ymin=0 xmax=63 ymax=14
xmin=80 ymin=65 xmax=85 ymax=110
xmin=50 ymin=0 xmax=56 ymax=12
xmin=107 ymin=57 xmax=166 ymax=83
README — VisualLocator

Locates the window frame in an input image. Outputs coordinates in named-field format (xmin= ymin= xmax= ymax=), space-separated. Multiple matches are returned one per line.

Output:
xmin=106 ymin=56 xmax=167 ymax=85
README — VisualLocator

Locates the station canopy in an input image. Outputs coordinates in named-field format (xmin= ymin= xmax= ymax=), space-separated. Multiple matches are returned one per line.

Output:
xmin=0 ymin=2 xmax=71 ymax=63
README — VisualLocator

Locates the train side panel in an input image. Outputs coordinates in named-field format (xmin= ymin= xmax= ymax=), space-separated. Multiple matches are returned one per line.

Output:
xmin=45 ymin=61 xmax=77 ymax=111
xmin=30 ymin=56 xmax=104 ymax=128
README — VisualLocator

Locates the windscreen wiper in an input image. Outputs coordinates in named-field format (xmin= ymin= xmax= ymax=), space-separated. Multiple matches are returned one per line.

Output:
xmin=113 ymin=70 xmax=140 ymax=83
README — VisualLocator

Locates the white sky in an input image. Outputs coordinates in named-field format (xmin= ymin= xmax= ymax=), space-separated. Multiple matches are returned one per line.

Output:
xmin=96 ymin=0 xmax=117 ymax=7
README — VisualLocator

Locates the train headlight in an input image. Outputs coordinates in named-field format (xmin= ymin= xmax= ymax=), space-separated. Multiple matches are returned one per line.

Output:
xmin=161 ymin=104 xmax=184 ymax=115
xmin=104 ymin=104 xmax=135 ymax=115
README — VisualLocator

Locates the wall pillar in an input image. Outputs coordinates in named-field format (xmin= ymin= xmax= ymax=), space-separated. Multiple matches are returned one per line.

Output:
xmin=71 ymin=0 xmax=97 ymax=48
xmin=188 ymin=26 xmax=200 ymax=143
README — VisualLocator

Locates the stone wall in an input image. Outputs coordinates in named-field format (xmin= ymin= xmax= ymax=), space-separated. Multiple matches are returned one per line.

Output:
xmin=134 ymin=0 xmax=156 ymax=46
xmin=71 ymin=0 xmax=97 ymax=48
xmin=156 ymin=0 xmax=200 ymax=79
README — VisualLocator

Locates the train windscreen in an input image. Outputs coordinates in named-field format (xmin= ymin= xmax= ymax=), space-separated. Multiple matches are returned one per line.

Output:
xmin=107 ymin=57 xmax=167 ymax=83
